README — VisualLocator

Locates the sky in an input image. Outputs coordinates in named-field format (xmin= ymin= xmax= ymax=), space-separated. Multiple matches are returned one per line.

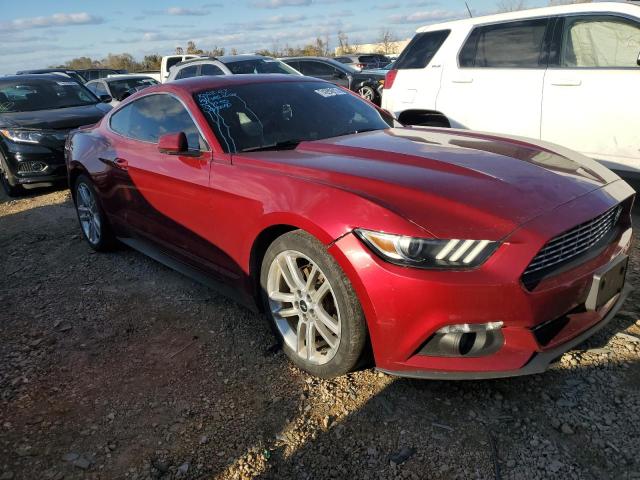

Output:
xmin=1 ymin=0 xmax=549 ymax=75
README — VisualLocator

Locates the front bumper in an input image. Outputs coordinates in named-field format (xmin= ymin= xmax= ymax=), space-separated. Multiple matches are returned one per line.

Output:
xmin=1 ymin=140 xmax=67 ymax=185
xmin=377 ymin=283 xmax=631 ymax=380
xmin=328 ymin=180 xmax=634 ymax=379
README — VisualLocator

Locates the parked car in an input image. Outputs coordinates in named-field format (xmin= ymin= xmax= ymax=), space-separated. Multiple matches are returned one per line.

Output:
xmin=66 ymin=74 xmax=633 ymax=379
xmin=166 ymin=55 xmax=300 ymax=82
xmin=78 ymin=68 xmax=128 ymax=81
xmin=0 ymin=75 xmax=111 ymax=196
xmin=382 ymin=2 xmax=640 ymax=176
xmin=334 ymin=54 xmax=391 ymax=70
xmin=161 ymin=55 xmax=204 ymax=82
xmin=86 ymin=75 xmax=159 ymax=106
xmin=16 ymin=68 xmax=87 ymax=84
xmin=282 ymin=56 xmax=386 ymax=104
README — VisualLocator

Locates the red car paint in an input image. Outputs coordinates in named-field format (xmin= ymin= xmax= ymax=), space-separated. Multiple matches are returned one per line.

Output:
xmin=66 ymin=75 xmax=634 ymax=378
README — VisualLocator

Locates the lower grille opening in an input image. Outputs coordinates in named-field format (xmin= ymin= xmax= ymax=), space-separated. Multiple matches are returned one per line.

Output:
xmin=17 ymin=161 xmax=48 ymax=174
xmin=417 ymin=330 xmax=504 ymax=358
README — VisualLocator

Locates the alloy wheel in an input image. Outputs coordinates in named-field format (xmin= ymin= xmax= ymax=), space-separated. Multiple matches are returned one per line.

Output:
xmin=266 ymin=250 xmax=341 ymax=365
xmin=76 ymin=183 xmax=101 ymax=245
xmin=358 ymin=86 xmax=375 ymax=101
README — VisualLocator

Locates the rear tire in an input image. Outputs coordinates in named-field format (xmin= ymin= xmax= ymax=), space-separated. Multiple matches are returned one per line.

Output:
xmin=260 ymin=230 xmax=367 ymax=378
xmin=74 ymin=174 xmax=116 ymax=252
xmin=357 ymin=85 xmax=377 ymax=103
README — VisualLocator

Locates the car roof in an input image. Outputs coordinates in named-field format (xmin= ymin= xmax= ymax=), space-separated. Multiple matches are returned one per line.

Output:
xmin=171 ymin=54 xmax=280 ymax=71
xmin=417 ymin=1 xmax=639 ymax=32
xmin=1 ymin=74 xmax=75 ymax=82
xmin=102 ymin=75 xmax=156 ymax=83
xmin=16 ymin=68 xmax=76 ymax=74
xmin=217 ymin=54 xmax=271 ymax=63
xmin=146 ymin=73 xmax=322 ymax=94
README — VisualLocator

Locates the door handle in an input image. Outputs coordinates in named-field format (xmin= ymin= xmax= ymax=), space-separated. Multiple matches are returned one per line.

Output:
xmin=114 ymin=158 xmax=128 ymax=171
xmin=551 ymin=79 xmax=582 ymax=87
xmin=452 ymin=77 xmax=473 ymax=84
xmin=99 ymin=157 xmax=128 ymax=171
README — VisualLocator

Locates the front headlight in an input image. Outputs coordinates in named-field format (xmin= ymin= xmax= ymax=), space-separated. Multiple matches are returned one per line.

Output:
xmin=0 ymin=129 xmax=47 ymax=144
xmin=354 ymin=229 xmax=499 ymax=269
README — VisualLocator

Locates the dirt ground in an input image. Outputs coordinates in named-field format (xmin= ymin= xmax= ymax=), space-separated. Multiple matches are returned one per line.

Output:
xmin=0 ymin=186 xmax=639 ymax=480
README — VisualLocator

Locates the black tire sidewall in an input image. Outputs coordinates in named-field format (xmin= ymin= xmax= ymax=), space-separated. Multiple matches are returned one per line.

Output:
xmin=0 ymin=154 xmax=22 ymax=197
xmin=260 ymin=230 xmax=367 ymax=378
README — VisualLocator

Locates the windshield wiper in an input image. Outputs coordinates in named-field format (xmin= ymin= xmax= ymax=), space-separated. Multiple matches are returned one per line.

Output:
xmin=240 ymin=140 xmax=302 ymax=152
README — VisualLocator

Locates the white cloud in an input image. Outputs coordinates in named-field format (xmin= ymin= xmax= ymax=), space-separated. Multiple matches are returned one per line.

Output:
xmin=2 ymin=12 xmax=103 ymax=31
xmin=251 ymin=0 xmax=312 ymax=9
xmin=167 ymin=7 xmax=210 ymax=16
xmin=389 ymin=9 xmax=464 ymax=24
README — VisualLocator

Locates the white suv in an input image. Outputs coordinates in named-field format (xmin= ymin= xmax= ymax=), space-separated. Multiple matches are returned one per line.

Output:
xmin=382 ymin=2 xmax=640 ymax=176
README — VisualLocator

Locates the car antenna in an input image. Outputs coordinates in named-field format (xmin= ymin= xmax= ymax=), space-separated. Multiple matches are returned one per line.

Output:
xmin=465 ymin=2 xmax=473 ymax=17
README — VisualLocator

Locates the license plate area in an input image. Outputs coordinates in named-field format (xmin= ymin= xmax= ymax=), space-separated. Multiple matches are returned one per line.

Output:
xmin=585 ymin=255 xmax=628 ymax=311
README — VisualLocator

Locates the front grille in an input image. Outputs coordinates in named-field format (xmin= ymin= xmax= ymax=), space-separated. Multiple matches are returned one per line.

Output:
xmin=17 ymin=161 xmax=48 ymax=173
xmin=523 ymin=205 xmax=621 ymax=279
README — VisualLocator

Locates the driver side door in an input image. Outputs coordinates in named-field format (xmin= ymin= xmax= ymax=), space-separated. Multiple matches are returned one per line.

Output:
xmin=105 ymin=93 xmax=218 ymax=266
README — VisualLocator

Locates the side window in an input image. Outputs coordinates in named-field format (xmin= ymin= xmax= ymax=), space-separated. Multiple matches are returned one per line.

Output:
xmin=285 ymin=60 xmax=301 ymax=72
xmin=86 ymin=83 xmax=99 ymax=95
xmin=561 ymin=15 xmax=640 ymax=68
xmin=459 ymin=19 xmax=549 ymax=68
xmin=110 ymin=95 xmax=205 ymax=150
xmin=95 ymin=82 xmax=108 ymax=96
xmin=175 ymin=65 xmax=199 ymax=80
xmin=201 ymin=64 xmax=224 ymax=76
xmin=394 ymin=30 xmax=450 ymax=69
xmin=300 ymin=61 xmax=337 ymax=77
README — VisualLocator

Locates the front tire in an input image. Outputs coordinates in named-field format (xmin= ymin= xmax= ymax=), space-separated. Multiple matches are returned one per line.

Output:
xmin=74 ymin=174 xmax=116 ymax=251
xmin=260 ymin=230 xmax=367 ymax=378
xmin=0 ymin=155 xmax=23 ymax=197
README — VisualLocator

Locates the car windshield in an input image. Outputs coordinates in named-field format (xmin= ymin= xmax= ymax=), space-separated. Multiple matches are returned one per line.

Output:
xmin=108 ymin=78 xmax=158 ymax=99
xmin=223 ymin=58 xmax=300 ymax=75
xmin=0 ymin=78 xmax=98 ymax=113
xmin=194 ymin=81 xmax=394 ymax=153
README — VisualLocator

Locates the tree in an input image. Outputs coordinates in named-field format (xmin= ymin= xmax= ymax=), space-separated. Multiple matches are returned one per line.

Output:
xmin=337 ymin=31 xmax=357 ymax=55
xmin=186 ymin=41 xmax=204 ymax=55
xmin=64 ymin=56 xmax=97 ymax=70
xmin=141 ymin=54 xmax=162 ymax=70
xmin=496 ymin=0 xmax=527 ymax=12
xmin=175 ymin=46 xmax=184 ymax=55
xmin=377 ymin=29 xmax=398 ymax=55
xmin=101 ymin=53 xmax=138 ymax=71
xmin=209 ymin=46 xmax=226 ymax=56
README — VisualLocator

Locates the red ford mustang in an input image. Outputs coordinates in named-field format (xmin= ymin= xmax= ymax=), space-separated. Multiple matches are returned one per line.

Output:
xmin=66 ymin=74 xmax=634 ymax=379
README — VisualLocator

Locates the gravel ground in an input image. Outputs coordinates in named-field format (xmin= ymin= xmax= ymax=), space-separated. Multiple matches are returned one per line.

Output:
xmin=0 ymin=186 xmax=639 ymax=480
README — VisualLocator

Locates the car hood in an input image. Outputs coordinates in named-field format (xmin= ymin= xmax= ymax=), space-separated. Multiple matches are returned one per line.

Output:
xmin=0 ymin=103 xmax=111 ymax=130
xmin=237 ymin=128 xmax=619 ymax=239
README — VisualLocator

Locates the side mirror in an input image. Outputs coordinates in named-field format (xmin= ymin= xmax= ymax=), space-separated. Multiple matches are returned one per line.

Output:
xmin=158 ymin=132 xmax=189 ymax=155
xmin=333 ymin=72 xmax=346 ymax=79
xmin=99 ymin=94 xmax=113 ymax=103
xmin=637 ymin=51 xmax=640 ymax=66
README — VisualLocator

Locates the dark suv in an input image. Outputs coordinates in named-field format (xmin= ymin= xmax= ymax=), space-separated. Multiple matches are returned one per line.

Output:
xmin=334 ymin=54 xmax=390 ymax=70
xmin=281 ymin=57 xmax=386 ymax=105
xmin=0 ymin=75 xmax=111 ymax=196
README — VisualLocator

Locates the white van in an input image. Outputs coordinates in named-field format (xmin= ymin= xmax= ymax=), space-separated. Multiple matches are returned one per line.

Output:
xmin=382 ymin=2 xmax=640 ymax=176
xmin=160 ymin=55 xmax=203 ymax=83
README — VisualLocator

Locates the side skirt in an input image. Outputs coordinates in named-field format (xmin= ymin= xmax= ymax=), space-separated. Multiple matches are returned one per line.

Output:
xmin=118 ymin=236 xmax=258 ymax=312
